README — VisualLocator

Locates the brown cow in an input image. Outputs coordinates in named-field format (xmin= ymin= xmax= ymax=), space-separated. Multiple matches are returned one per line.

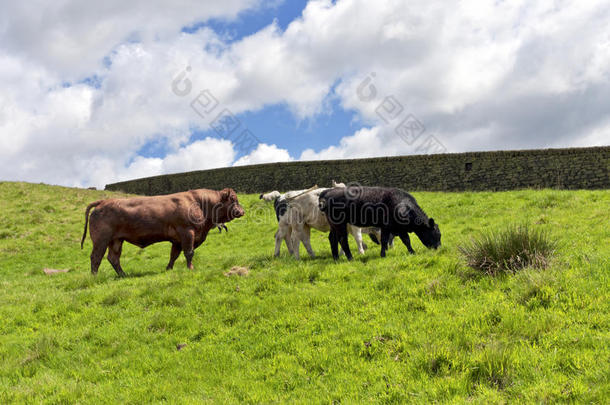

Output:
xmin=81 ymin=188 xmax=245 ymax=276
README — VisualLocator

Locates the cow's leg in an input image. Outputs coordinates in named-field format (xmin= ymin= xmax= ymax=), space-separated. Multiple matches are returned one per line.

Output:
xmin=296 ymin=224 xmax=315 ymax=258
xmin=90 ymin=241 xmax=108 ymax=276
xmin=275 ymin=223 xmax=292 ymax=257
xmin=290 ymin=223 xmax=302 ymax=260
xmin=369 ymin=229 xmax=381 ymax=245
xmin=274 ymin=230 xmax=282 ymax=257
xmin=380 ymin=228 xmax=392 ymax=258
xmin=107 ymin=239 xmax=126 ymax=277
xmin=166 ymin=242 xmax=181 ymax=270
xmin=89 ymin=222 xmax=110 ymax=275
xmin=180 ymin=229 xmax=196 ymax=270
xmin=337 ymin=224 xmax=353 ymax=261
xmin=328 ymin=229 xmax=340 ymax=260
xmin=349 ymin=226 xmax=366 ymax=255
xmin=366 ymin=229 xmax=381 ymax=249
xmin=283 ymin=225 xmax=293 ymax=255
xmin=398 ymin=232 xmax=415 ymax=254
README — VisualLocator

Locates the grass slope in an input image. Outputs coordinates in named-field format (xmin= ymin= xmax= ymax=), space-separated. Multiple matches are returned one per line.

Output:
xmin=0 ymin=182 xmax=608 ymax=403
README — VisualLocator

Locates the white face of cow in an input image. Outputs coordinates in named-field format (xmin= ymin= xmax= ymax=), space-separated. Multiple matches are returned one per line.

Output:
xmin=318 ymin=197 xmax=328 ymax=212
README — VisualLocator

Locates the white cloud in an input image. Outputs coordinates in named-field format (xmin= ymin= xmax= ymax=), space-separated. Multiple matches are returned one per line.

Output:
xmin=87 ymin=138 xmax=236 ymax=188
xmin=233 ymin=143 xmax=293 ymax=166
xmin=300 ymin=127 xmax=388 ymax=161
xmin=162 ymin=138 xmax=236 ymax=174
xmin=299 ymin=124 xmax=450 ymax=161
xmin=0 ymin=0 xmax=258 ymax=188
xmin=0 ymin=0 xmax=609 ymax=188
xmin=289 ymin=0 xmax=610 ymax=160
xmin=0 ymin=0 xmax=260 ymax=78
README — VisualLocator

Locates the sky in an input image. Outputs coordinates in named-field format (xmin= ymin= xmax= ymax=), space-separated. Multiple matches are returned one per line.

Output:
xmin=1 ymin=0 xmax=609 ymax=188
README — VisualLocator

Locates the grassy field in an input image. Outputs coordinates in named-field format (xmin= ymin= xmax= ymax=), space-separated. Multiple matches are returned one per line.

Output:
xmin=0 ymin=182 xmax=608 ymax=403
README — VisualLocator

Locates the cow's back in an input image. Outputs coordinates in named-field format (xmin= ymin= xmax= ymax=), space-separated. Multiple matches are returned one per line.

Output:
xmin=321 ymin=186 xmax=422 ymax=228
xmin=295 ymin=189 xmax=329 ymax=229
xmin=89 ymin=193 xmax=196 ymax=244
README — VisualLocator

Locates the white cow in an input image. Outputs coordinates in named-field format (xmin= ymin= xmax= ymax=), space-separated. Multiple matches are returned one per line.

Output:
xmin=261 ymin=184 xmax=366 ymax=259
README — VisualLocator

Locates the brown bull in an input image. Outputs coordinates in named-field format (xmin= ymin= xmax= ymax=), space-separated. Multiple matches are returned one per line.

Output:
xmin=81 ymin=188 xmax=245 ymax=276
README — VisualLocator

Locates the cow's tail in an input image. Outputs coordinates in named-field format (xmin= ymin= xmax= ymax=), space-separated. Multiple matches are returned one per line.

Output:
xmin=81 ymin=200 xmax=103 ymax=249
xmin=260 ymin=191 xmax=281 ymax=202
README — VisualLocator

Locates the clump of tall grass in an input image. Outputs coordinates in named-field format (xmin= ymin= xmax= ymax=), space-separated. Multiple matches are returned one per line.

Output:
xmin=459 ymin=224 xmax=557 ymax=275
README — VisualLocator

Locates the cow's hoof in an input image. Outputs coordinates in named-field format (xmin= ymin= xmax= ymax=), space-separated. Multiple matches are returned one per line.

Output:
xmin=188 ymin=264 xmax=194 ymax=270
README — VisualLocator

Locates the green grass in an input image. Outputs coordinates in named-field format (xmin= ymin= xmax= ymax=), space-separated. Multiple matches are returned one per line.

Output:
xmin=459 ymin=224 xmax=558 ymax=275
xmin=0 ymin=181 xmax=608 ymax=403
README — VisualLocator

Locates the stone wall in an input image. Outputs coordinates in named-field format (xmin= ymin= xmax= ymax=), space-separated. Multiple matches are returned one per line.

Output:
xmin=105 ymin=146 xmax=610 ymax=194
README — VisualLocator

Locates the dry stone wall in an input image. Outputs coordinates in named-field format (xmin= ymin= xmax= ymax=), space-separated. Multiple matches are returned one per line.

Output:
xmin=105 ymin=147 xmax=609 ymax=195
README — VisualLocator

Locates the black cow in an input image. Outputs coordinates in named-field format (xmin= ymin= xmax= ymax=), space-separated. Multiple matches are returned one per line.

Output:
xmin=319 ymin=186 xmax=441 ymax=260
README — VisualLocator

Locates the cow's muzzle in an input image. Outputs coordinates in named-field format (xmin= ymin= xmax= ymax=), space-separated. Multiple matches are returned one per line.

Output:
xmin=232 ymin=205 xmax=245 ymax=218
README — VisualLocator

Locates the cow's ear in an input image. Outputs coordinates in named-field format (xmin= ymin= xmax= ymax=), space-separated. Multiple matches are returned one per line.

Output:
xmin=428 ymin=218 xmax=435 ymax=228
xmin=220 ymin=188 xmax=230 ymax=200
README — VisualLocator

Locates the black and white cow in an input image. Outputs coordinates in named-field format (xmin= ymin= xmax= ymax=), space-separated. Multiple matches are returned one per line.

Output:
xmin=319 ymin=186 xmax=441 ymax=260
xmin=260 ymin=184 xmax=367 ymax=259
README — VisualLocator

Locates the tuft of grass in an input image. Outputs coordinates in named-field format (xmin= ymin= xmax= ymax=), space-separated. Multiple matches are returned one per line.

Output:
xmin=468 ymin=343 xmax=513 ymax=390
xmin=21 ymin=335 xmax=59 ymax=366
xmin=459 ymin=224 xmax=557 ymax=275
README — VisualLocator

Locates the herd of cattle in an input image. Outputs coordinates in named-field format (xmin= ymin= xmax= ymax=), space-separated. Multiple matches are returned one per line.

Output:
xmin=81 ymin=182 xmax=441 ymax=276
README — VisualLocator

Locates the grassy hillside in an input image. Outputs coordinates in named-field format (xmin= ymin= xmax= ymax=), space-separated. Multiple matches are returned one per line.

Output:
xmin=0 ymin=182 xmax=608 ymax=403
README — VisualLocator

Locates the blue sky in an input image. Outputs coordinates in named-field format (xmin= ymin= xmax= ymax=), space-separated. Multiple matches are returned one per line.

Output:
xmin=177 ymin=99 xmax=362 ymax=161
xmin=183 ymin=0 xmax=310 ymax=40
xmin=1 ymin=0 xmax=608 ymax=187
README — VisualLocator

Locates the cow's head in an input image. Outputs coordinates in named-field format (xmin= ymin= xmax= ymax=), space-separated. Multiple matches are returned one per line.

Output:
xmin=218 ymin=188 xmax=245 ymax=221
xmin=415 ymin=217 xmax=441 ymax=249
xmin=318 ymin=196 xmax=328 ymax=212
